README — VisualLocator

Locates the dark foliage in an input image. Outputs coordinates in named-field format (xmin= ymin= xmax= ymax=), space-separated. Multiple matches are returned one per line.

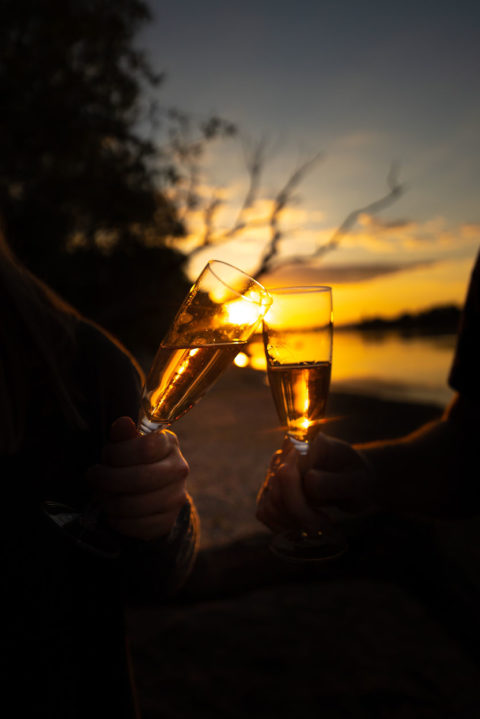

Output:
xmin=0 ymin=0 xmax=188 ymax=352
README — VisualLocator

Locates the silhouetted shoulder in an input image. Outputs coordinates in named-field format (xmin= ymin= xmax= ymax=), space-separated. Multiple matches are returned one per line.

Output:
xmin=74 ymin=319 xmax=144 ymax=439
xmin=449 ymin=252 xmax=480 ymax=400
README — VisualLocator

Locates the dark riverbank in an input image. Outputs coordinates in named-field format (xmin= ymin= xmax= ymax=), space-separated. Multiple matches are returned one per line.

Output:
xmin=127 ymin=367 xmax=480 ymax=718
xmin=337 ymin=303 xmax=461 ymax=336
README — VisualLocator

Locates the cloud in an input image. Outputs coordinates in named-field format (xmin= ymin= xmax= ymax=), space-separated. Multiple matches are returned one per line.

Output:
xmin=167 ymin=164 xmax=480 ymax=279
xmin=341 ymin=214 xmax=480 ymax=253
xmin=357 ymin=213 xmax=415 ymax=232
xmin=461 ymin=223 xmax=480 ymax=240
xmin=265 ymin=259 xmax=436 ymax=286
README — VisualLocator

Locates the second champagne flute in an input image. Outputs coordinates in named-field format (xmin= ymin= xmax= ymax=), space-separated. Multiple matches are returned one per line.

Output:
xmin=262 ymin=285 xmax=347 ymax=561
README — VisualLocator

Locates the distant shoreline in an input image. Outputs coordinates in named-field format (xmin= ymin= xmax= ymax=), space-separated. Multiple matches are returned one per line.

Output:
xmin=336 ymin=304 xmax=461 ymax=335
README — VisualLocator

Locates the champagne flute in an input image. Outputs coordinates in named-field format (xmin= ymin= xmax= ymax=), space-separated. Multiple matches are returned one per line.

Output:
xmin=44 ymin=260 xmax=272 ymax=555
xmin=137 ymin=260 xmax=272 ymax=434
xmin=262 ymin=286 xmax=347 ymax=561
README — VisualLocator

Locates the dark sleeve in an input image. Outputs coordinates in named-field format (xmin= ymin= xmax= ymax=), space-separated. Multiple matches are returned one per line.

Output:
xmin=76 ymin=321 xmax=200 ymax=602
xmin=444 ymin=252 xmax=480 ymax=514
xmin=75 ymin=320 xmax=144 ymax=443
xmin=117 ymin=496 xmax=200 ymax=606
xmin=448 ymin=251 xmax=480 ymax=399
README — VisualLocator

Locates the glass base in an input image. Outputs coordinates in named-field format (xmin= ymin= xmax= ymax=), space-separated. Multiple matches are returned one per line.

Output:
xmin=270 ymin=527 xmax=348 ymax=562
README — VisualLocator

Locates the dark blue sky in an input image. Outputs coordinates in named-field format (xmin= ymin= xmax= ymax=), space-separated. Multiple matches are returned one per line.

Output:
xmin=141 ymin=1 xmax=480 ymax=216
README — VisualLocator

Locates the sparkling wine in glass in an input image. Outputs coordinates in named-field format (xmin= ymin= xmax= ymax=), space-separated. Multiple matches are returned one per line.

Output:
xmin=138 ymin=259 xmax=272 ymax=435
xmin=263 ymin=285 xmax=347 ymax=561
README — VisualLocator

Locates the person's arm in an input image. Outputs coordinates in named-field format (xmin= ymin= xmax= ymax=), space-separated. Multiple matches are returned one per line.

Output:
xmin=88 ymin=416 xmax=200 ymax=603
xmin=79 ymin=321 xmax=200 ymax=602
xmin=258 ymin=252 xmax=480 ymax=531
xmin=256 ymin=391 xmax=479 ymax=532
xmin=349 ymin=393 xmax=478 ymax=514
xmin=307 ymin=391 xmax=478 ymax=513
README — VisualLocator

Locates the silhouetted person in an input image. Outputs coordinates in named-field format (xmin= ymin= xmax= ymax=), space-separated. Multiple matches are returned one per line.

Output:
xmin=257 ymin=251 xmax=480 ymax=529
xmin=0 ymin=234 xmax=199 ymax=717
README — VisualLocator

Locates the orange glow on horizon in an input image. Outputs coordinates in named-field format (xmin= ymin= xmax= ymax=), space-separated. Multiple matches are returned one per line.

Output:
xmin=264 ymin=255 xmax=474 ymax=327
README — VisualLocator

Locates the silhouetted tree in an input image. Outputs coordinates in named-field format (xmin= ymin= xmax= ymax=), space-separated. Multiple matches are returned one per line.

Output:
xmin=0 ymin=0 xmax=405 ymax=355
xmin=178 ymin=136 xmax=404 ymax=280
xmin=0 ymin=0 xmax=190 ymax=353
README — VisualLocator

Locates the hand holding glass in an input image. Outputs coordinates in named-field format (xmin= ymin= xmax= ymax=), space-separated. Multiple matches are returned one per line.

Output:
xmin=45 ymin=260 xmax=272 ymax=554
xmin=262 ymin=286 xmax=347 ymax=561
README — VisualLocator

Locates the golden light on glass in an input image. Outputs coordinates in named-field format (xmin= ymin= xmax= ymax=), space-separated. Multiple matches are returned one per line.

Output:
xmin=263 ymin=286 xmax=333 ymax=448
xmin=223 ymin=297 xmax=263 ymax=327
xmin=138 ymin=260 xmax=272 ymax=435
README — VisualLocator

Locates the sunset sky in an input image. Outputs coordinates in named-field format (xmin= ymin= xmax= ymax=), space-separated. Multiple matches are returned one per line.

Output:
xmin=140 ymin=0 xmax=480 ymax=325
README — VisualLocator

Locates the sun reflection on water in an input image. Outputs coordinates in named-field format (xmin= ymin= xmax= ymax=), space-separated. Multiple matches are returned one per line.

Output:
xmin=236 ymin=330 xmax=456 ymax=407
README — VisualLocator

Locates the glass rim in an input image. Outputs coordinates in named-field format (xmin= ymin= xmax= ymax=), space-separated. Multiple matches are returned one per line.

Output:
xmin=266 ymin=285 xmax=332 ymax=295
xmin=206 ymin=259 xmax=272 ymax=306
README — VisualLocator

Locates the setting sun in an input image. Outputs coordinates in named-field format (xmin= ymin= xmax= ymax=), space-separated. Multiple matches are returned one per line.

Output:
xmin=223 ymin=297 xmax=263 ymax=327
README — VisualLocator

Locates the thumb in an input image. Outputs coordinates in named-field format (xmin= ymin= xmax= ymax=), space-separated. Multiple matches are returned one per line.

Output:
xmin=109 ymin=416 xmax=139 ymax=442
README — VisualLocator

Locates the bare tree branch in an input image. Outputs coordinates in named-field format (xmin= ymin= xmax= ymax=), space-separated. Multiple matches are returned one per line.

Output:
xmin=251 ymin=152 xmax=324 ymax=277
xmin=220 ymin=138 xmax=266 ymax=239
xmin=254 ymin=164 xmax=405 ymax=278
xmin=186 ymin=138 xmax=271 ymax=257
xmin=187 ymin=145 xmax=324 ymax=262
xmin=315 ymin=162 xmax=404 ymax=258
xmin=159 ymin=108 xmax=238 ymax=230
xmin=200 ymin=194 xmax=223 ymax=247
xmin=166 ymin=117 xmax=405 ymax=279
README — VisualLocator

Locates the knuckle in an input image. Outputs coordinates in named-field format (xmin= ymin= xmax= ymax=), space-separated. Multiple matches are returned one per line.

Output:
xmin=173 ymin=486 xmax=188 ymax=509
xmin=168 ymin=449 xmax=189 ymax=479
xmin=140 ymin=431 xmax=173 ymax=463
xmin=141 ymin=433 xmax=163 ymax=463
xmin=163 ymin=429 xmax=179 ymax=447
xmin=178 ymin=458 xmax=189 ymax=480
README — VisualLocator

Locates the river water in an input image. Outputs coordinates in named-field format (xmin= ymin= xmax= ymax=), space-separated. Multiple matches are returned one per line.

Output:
xmin=246 ymin=330 xmax=457 ymax=408
xmin=331 ymin=329 xmax=457 ymax=408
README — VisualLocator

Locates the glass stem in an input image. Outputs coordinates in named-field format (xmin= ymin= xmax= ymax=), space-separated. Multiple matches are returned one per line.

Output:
xmin=138 ymin=415 xmax=170 ymax=436
xmin=288 ymin=436 xmax=309 ymax=455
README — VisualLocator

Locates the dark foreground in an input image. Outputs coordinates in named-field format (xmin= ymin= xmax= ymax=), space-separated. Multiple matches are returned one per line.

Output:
xmin=127 ymin=368 xmax=480 ymax=718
